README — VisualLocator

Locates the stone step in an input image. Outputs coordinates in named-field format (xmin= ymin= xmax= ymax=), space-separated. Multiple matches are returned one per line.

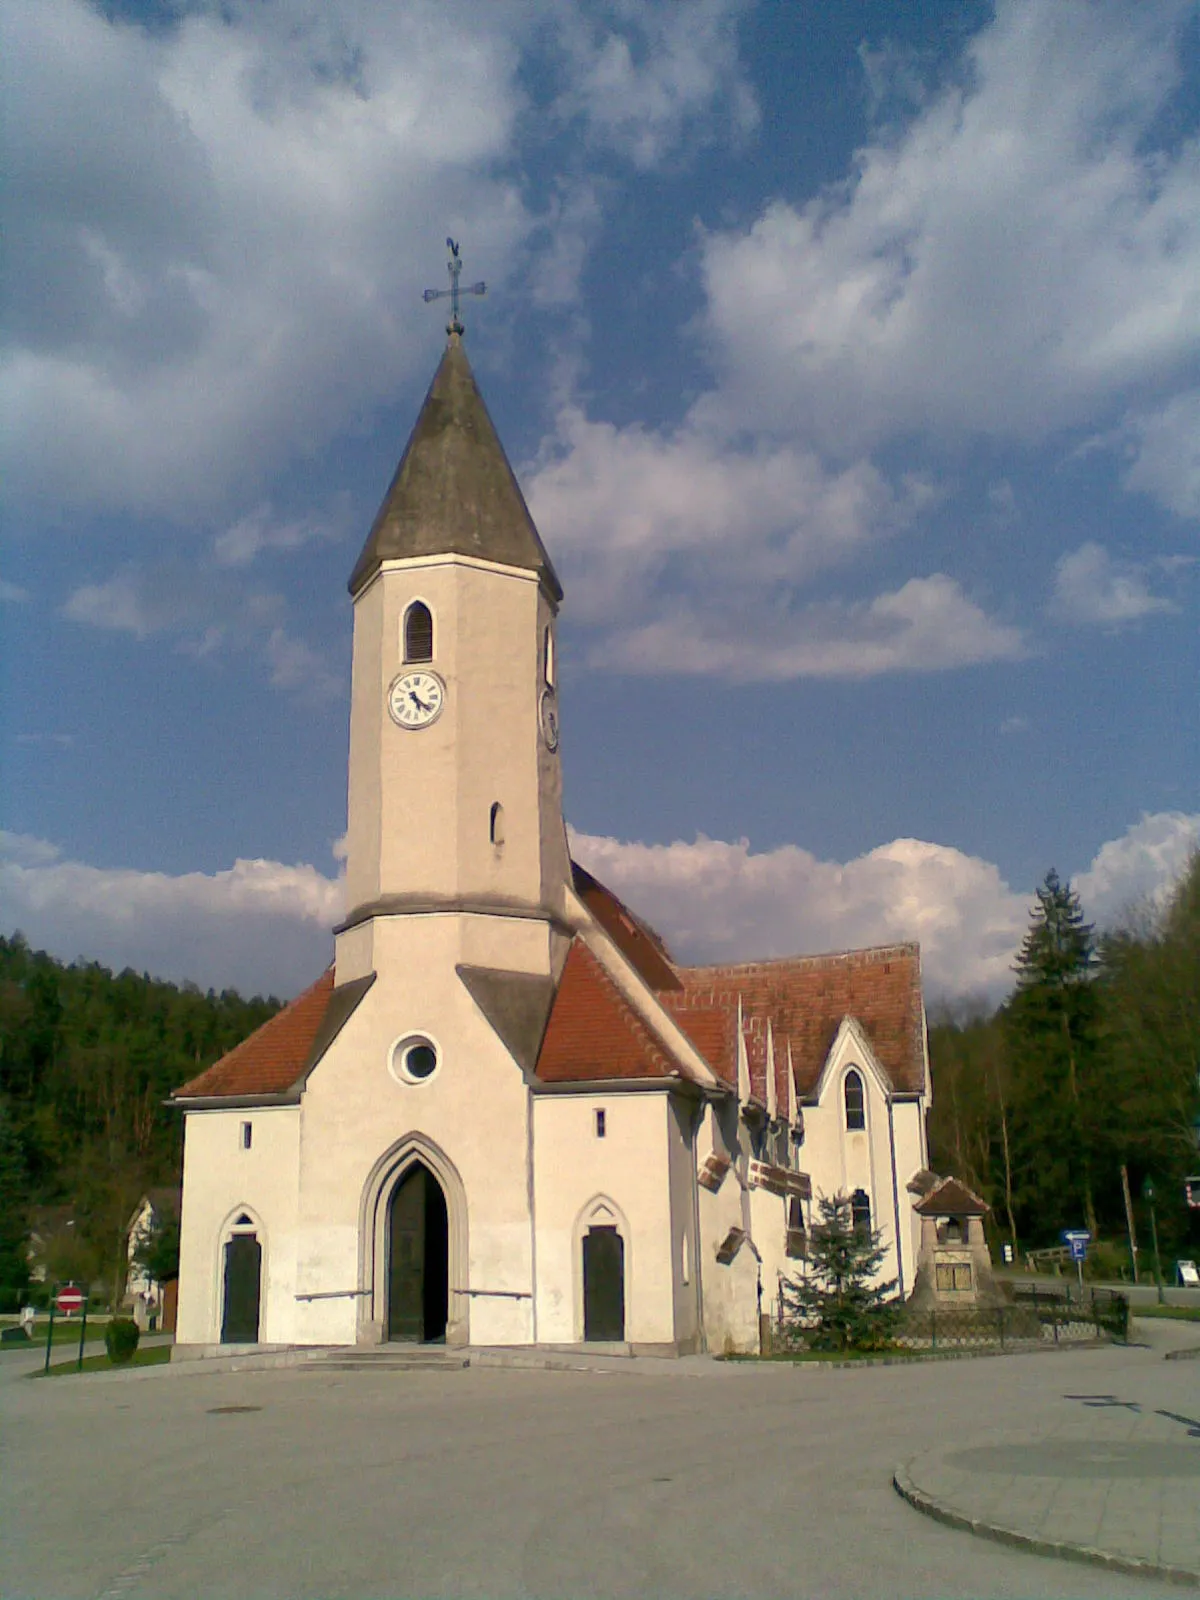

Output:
xmin=318 ymin=1347 xmax=469 ymax=1372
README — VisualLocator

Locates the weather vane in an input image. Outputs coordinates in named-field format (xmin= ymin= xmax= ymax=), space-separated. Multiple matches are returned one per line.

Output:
xmin=423 ymin=238 xmax=486 ymax=336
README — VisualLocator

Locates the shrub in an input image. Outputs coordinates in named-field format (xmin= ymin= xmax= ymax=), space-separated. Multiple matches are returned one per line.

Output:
xmin=104 ymin=1317 xmax=140 ymax=1365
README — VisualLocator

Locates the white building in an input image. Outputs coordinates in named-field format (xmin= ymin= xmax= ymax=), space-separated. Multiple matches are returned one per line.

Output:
xmin=171 ymin=330 xmax=931 ymax=1356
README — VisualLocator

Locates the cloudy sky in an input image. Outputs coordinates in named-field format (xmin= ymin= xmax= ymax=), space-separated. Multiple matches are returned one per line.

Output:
xmin=3 ymin=0 xmax=1198 ymax=1002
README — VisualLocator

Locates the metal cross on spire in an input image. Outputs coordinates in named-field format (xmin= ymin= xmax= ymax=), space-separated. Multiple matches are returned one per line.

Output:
xmin=423 ymin=238 xmax=486 ymax=337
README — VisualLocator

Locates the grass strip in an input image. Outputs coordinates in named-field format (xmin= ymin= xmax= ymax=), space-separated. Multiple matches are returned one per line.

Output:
xmin=34 ymin=1345 xmax=173 ymax=1378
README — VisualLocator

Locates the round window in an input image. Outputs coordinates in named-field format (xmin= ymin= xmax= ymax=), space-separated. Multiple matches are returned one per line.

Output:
xmin=390 ymin=1034 xmax=440 ymax=1085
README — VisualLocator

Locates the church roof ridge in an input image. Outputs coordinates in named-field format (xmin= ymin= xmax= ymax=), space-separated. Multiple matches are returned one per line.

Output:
xmin=678 ymin=941 xmax=920 ymax=977
xmin=348 ymin=334 xmax=563 ymax=601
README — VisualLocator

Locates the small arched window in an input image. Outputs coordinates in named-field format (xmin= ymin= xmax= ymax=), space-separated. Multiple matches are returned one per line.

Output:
xmin=844 ymin=1069 xmax=865 ymax=1131
xmin=404 ymin=601 xmax=433 ymax=663
xmin=851 ymin=1189 xmax=871 ymax=1233
xmin=489 ymin=801 xmax=505 ymax=847
xmin=543 ymin=626 xmax=556 ymax=688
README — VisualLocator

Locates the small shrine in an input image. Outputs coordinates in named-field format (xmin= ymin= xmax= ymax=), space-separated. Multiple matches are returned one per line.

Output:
xmin=908 ymin=1174 xmax=999 ymax=1307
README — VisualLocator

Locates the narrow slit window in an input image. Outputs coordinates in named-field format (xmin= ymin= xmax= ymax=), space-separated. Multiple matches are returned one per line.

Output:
xmin=543 ymin=626 xmax=556 ymax=687
xmin=595 ymin=1108 xmax=606 ymax=1139
xmin=843 ymin=1069 xmax=865 ymax=1131
xmin=851 ymin=1188 xmax=871 ymax=1233
xmin=404 ymin=602 xmax=433 ymax=663
xmin=489 ymin=801 xmax=505 ymax=846
xmin=240 ymin=1122 xmax=252 ymax=1151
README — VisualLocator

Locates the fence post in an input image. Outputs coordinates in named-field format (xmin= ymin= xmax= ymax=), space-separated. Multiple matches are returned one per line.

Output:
xmin=1053 ymin=1304 xmax=1059 ymax=1344
xmin=998 ymin=1306 xmax=1006 ymax=1350
xmin=930 ymin=1308 xmax=937 ymax=1351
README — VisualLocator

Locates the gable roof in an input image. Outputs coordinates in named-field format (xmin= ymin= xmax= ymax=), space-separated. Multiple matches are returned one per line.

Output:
xmin=668 ymin=943 xmax=926 ymax=1101
xmin=172 ymin=970 xmax=374 ymax=1103
xmin=536 ymin=939 xmax=677 ymax=1083
xmin=348 ymin=335 xmax=562 ymax=601
xmin=914 ymin=1176 xmax=989 ymax=1217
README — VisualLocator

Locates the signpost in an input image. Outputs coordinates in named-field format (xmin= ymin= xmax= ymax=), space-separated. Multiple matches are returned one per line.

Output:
xmin=1061 ymin=1229 xmax=1091 ymax=1300
xmin=1141 ymin=1176 xmax=1165 ymax=1305
xmin=43 ymin=1285 xmax=89 ymax=1375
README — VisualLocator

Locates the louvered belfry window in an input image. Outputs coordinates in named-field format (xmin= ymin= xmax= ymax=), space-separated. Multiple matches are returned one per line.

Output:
xmin=404 ymin=602 xmax=433 ymax=662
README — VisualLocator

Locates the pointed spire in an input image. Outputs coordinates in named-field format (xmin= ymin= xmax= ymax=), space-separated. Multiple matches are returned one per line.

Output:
xmin=765 ymin=1019 xmax=777 ymax=1120
xmin=349 ymin=334 xmax=563 ymax=601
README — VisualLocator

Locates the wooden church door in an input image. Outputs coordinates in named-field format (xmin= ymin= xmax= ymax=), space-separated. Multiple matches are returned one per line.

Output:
xmin=221 ymin=1234 xmax=261 ymax=1343
xmin=387 ymin=1165 xmax=449 ymax=1342
xmin=583 ymin=1225 xmax=625 ymax=1341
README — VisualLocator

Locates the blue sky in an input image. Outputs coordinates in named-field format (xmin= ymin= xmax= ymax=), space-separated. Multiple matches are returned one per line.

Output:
xmin=2 ymin=0 xmax=1198 ymax=1001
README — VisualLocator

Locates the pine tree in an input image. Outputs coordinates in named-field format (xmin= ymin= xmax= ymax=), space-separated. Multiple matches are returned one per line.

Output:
xmin=778 ymin=1193 xmax=898 ymax=1352
xmin=0 ymin=1097 xmax=31 ymax=1305
xmin=1005 ymin=870 xmax=1101 ymax=1239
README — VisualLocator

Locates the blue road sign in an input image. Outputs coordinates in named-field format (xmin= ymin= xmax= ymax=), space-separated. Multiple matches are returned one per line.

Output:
xmin=1068 ymin=1237 xmax=1087 ymax=1262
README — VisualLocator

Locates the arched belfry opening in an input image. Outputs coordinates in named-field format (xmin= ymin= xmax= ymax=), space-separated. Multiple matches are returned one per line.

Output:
xmin=404 ymin=601 xmax=433 ymax=663
xmin=387 ymin=1161 xmax=449 ymax=1341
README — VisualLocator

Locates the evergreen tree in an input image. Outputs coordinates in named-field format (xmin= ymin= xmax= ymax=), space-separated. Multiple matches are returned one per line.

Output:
xmin=778 ymin=1193 xmax=899 ymax=1351
xmin=1004 ymin=871 xmax=1102 ymax=1240
xmin=133 ymin=1215 xmax=181 ymax=1285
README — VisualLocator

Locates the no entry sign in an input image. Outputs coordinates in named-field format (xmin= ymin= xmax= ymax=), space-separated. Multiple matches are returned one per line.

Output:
xmin=55 ymin=1285 xmax=85 ymax=1315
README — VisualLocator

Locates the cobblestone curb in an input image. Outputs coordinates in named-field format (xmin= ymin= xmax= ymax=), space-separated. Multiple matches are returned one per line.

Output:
xmin=893 ymin=1460 xmax=1200 ymax=1590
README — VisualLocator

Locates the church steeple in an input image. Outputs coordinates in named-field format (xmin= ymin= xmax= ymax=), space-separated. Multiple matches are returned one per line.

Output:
xmin=348 ymin=334 xmax=562 ymax=602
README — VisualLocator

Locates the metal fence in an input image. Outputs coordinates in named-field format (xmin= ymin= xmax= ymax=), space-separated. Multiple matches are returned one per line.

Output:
xmin=772 ymin=1286 xmax=1129 ymax=1355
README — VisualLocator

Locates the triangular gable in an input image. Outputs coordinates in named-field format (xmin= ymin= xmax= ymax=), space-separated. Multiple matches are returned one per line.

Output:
xmin=809 ymin=1015 xmax=894 ymax=1104
xmin=456 ymin=966 xmax=555 ymax=1076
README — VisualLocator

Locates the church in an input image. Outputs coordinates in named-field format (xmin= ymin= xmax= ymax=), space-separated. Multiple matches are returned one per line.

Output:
xmin=171 ymin=319 xmax=932 ymax=1357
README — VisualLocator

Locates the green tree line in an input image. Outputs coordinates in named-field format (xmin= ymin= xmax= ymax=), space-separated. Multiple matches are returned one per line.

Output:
xmin=0 ymin=933 xmax=279 ymax=1304
xmin=929 ymin=854 xmax=1200 ymax=1267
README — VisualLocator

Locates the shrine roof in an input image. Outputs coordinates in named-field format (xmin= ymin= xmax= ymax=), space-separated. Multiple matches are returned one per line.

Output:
xmin=914 ymin=1176 xmax=990 ymax=1217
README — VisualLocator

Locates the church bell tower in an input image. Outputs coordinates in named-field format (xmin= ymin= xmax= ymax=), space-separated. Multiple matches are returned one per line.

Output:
xmin=337 ymin=325 xmax=571 ymax=966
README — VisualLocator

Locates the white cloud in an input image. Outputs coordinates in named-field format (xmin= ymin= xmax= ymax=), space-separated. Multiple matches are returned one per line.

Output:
xmin=695 ymin=1 xmax=1200 ymax=457
xmin=61 ymin=561 xmax=340 ymax=699
xmin=1000 ymin=714 xmax=1029 ymax=735
xmin=570 ymin=810 xmax=1200 ymax=1000
xmin=0 ymin=580 xmax=30 ymax=603
xmin=0 ymin=831 xmax=344 ymax=999
xmin=6 ymin=813 xmax=1195 ymax=1002
xmin=1123 ymin=390 xmax=1200 ymax=520
xmin=526 ymin=409 xmax=1023 ymax=678
xmin=1052 ymin=541 xmax=1178 ymax=626
xmin=212 ymin=499 xmax=351 ymax=567
xmin=601 ymin=574 xmax=1025 ymax=680
xmin=2 ymin=0 xmax=750 ymax=521
xmin=1075 ymin=810 xmax=1200 ymax=927
xmin=552 ymin=0 xmax=757 ymax=169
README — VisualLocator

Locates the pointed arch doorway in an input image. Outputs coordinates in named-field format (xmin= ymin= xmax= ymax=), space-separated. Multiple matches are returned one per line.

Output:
xmin=387 ymin=1162 xmax=449 ymax=1342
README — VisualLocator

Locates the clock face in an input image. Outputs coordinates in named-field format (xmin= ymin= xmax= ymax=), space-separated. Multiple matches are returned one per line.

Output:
xmin=388 ymin=670 xmax=446 ymax=729
xmin=540 ymin=688 xmax=560 ymax=752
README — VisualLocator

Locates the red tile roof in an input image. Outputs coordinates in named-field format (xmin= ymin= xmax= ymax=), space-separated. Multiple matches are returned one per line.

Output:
xmin=666 ymin=944 xmax=926 ymax=1100
xmin=571 ymin=862 xmax=681 ymax=992
xmin=174 ymin=970 xmax=335 ymax=1099
xmin=536 ymin=940 xmax=676 ymax=1082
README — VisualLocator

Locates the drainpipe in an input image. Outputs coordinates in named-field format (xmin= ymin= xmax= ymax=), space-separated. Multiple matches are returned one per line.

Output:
xmin=887 ymin=1098 xmax=905 ymax=1299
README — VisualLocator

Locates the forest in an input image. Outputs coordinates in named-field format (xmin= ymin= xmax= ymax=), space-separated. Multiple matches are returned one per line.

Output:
xmin=1 ymin=851 xmax=1197 ymax=1305
xmin=929 ymin=852 xmax=1200 ymax=1270
xmin=0 ymin=934 xmax=278 ymax=1306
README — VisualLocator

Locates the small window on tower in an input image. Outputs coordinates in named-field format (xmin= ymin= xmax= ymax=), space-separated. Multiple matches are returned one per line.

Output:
xmin=595 ymin=1108 xmax=606 ymax=1138
xmin=240 ymin=1122 xmax=252 ymax=1151
xmin=404 ymin=601 xmax=433 ymax=663
xmin=543 ymin=626 xmax=556 ymax=688
xmin=489 ymin=801 xmax=505 ymax=847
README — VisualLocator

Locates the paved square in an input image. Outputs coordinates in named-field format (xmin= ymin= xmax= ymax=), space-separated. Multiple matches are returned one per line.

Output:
xmin=3 ymin=1324 xmax=1196 ymax=1599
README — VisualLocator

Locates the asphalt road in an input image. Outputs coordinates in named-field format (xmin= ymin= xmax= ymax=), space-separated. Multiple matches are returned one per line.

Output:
xmin=3 ymin=1323 xmax=1197 ymax=1600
